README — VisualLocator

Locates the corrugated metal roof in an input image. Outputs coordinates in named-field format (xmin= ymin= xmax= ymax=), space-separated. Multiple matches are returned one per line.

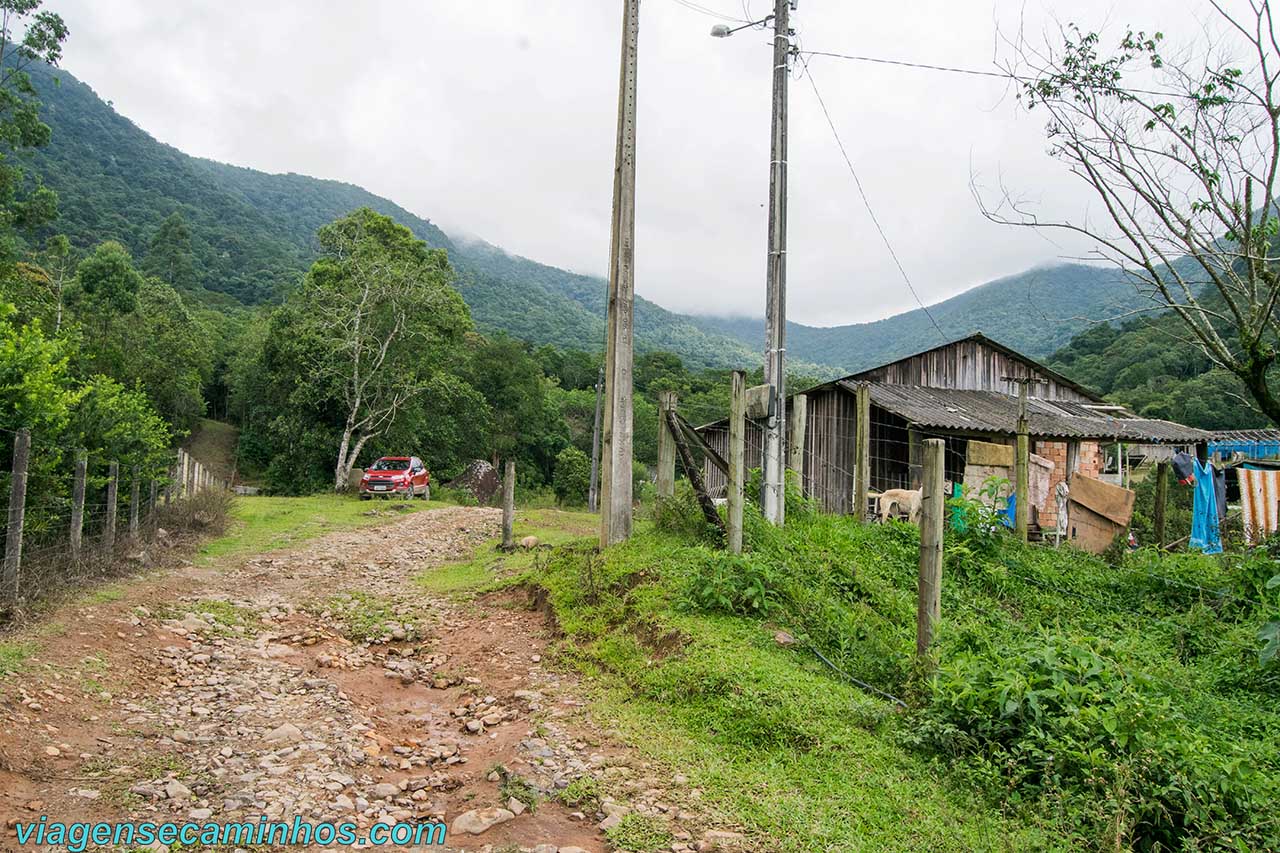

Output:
xmin=840 ymin=381 xmax=1211 ymax=443
xmin=1210 ymin=428 xmax=1280 ymax=442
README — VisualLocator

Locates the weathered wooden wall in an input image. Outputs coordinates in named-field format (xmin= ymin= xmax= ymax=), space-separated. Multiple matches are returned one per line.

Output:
xmin=702 ymin=421 xmax=764 ymax=497
xmin=850 ymin=337 xmax=1096 ymax=402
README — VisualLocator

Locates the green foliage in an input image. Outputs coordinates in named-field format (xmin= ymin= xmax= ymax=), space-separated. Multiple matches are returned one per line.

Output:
xmin=71 ymin=240 xmax=141 ymax=314
xmin=680 ymin=551 xmax=778 ymax=615
xmin=604 ymin=813 xmax=673 ymax=853
xmin=552 ymin=446 xmax=590 ymax=506
xmin=524 ymin=507 xmax=1280 ymax=850
xmin=142 ymin=211 xmax=196 ymax=291
xmin=69 ymin=376 xmax=171 ymax=472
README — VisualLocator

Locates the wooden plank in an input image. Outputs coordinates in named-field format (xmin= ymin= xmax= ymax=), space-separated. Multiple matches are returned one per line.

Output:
xmin=667 ymin=410 xmax=726 ymax=539
xmin=678 ymin=414 xmax=728 ymax=476
xmin=728 ymin=371 xmax=746 ymax=554
xmin=854 ymin=385 xmax=870 ymax=522
xmin=656 ymin=392 xmax=677 ymax=499
xmin=745 ymin=384 xmax=773 ymax=420
xmin=967 ymin=439 xmax=1014 ymax=467
xmin=1069 ymin=474 xmax=1135 ymax=526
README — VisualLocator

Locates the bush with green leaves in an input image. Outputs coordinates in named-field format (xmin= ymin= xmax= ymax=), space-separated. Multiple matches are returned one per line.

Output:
xmin=552 ymin=446 xmax=590 ymax=506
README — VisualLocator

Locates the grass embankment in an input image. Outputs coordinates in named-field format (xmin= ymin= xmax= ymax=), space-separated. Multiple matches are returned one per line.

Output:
xmin=197 ymin=494 xmax=446 ymax=564
xmin=183 ymin=418 xmax=241 ymax=483
xmin=426 ymin=490 xmax=1280 ymax=851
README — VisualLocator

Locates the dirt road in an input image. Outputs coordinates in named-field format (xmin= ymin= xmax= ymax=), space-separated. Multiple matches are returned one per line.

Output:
xmin=0 ymin=506 xmax=717 ymax=852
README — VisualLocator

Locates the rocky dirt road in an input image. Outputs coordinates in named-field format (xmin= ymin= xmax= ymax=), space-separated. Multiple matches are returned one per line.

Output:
xmin=0 ymin=506 xmax=729 ymax=852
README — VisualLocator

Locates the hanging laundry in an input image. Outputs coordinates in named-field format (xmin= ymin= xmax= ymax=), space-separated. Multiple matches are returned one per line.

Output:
xmin=1172 ymin=450 xmax=1196 ymax=485
xmin=1189 ymin=458 xmax=1222 ymax=555
xmin=1238 ymin=467 xmax=1280 ymax=546
xmin=1214 ymin=464 xmax=1228 ymax=523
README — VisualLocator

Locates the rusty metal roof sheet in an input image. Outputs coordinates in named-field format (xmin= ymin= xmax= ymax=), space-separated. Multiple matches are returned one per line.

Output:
xmin=839 ymin=381 xmax=1211 ymax=443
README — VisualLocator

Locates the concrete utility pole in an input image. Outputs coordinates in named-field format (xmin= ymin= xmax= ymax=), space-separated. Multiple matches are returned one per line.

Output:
xmin=588 ymin=367 xmax=604 ymax=513
xmin=600 ymin=0 xmax=641 ymax=547
xmin=761 ymin=0 xmax=794 ymax=526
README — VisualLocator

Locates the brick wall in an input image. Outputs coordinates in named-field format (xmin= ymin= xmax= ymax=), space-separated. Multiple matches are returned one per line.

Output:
xmin=1032 ymin=439 xmax=1104 ymax=532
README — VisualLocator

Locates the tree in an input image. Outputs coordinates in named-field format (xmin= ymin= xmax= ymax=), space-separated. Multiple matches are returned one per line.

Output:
xmin=987 ymin=2 xmax=1280 ymax=425
xmin=553 ymin=446 xmax=591 ymax=506
xmin=0 ymin=0 xmax=67 ymax=262
xmin=143 ymin=211 xmax=197 ymax=291
xmin=72 ymin=240 xmax=142 ymax=314
xmin=289 ymin=208 xmax=471 ymax=491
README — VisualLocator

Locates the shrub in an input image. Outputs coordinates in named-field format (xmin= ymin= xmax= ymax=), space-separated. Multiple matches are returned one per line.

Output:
xmin=910 ymin=632 xmax=1273 ymax=849
xmin=553 ymin=446 xmax=590 ymax=506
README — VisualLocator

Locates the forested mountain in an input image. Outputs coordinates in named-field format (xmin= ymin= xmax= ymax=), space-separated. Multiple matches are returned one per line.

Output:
xmin=19 ymin=57 xmax=1166 ymax=375
xmin=696 ymin=263 xmax=1145 ymax=373
xmin=20 ymin=59 xmax=761 ymax=370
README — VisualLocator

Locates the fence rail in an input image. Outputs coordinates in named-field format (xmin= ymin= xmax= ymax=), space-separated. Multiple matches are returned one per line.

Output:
xmin=0 ymin=433 xmax=230 ymax=601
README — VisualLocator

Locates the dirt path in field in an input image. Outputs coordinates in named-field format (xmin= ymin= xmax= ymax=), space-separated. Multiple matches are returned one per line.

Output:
xmin=0 ymin=506 xmax=734 ymax=853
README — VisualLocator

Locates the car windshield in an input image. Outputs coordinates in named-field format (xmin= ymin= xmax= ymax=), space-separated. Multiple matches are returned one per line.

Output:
xmin=371 ymin=459 xmax=410 ymax=471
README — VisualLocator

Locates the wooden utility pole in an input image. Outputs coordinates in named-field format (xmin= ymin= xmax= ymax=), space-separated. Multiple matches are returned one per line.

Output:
xmin=3 ymin=428 xmax=30 ymax=595
xmin=916 ymin=438 xmax=944 ymax=663
xmin=787 ymin=393 xmax=807 ymax=483
xmin=854 ymin=385 xmax=871 ymax=522
xmin=1015 ymin=382 xmax=1030 ymax=542
xmin=656 ymin=392 xmax=677 ymax=500
xmin=728 ymin=371 xmax=746 ymax=554
xmin=70 ymin=449 xmax=87 ymax=559
xmin=502 ymin=460 xmax=515 ymax=551
xmin=1154 ymin=460 xmax=1170 ymax=549
xmin=761 ymin=0 xmax=793 ymax=527
xmin=600 ymin=0 xmax=641 ymax=548
xmin=105 ymin=461 xmax=119 ymax=559
xmin=588 ymin=367 xmax=604 ymax=513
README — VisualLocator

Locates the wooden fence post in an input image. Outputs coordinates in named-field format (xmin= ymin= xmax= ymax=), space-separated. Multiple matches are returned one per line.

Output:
xmin=854 ymin=385 xmax=871 ymax=522
xmin=916 ymin=438 xmax=945 ymax=663
xmin=788 ymin=393 xmax=807 ymax=488
xmin=70 ymin=448 xmax=87 ymax=560
xmin=1013 ymin=381 xmax=1030 ymax=542
xmin=728 ymin=371 xmax=746 ymax=555
xmin=502 ymin=460 xmax=515 ymax=551
xmin=129 ymin=466 xmax=141 ymax=542
xmin=656 ymin=392 xmax=677 ymax=500
xmin=104 ymin=461 xmax=119 ymax=559
xmin=178 ymin=449 xmax=189 ymax=498
xmin=588 ymin=367 xmax=603 ymax=513
xmin=3 ymin=428 xmax=30 ymax=596
xmin=1154 ymin=460 xmax=1169 ymax=549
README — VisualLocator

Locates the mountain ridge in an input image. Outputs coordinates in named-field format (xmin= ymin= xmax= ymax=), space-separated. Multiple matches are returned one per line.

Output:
xmin=21 ymin=57 xmax=1143 ymax=374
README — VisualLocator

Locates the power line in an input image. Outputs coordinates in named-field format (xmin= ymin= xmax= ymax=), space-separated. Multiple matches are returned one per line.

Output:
xmin=799 ymin=49 xmax=1257 ymax=107
xmin=669 ymin=0 xmax=748 ymax=23
xmin=798 ymin=54 xmax=948 ymax=341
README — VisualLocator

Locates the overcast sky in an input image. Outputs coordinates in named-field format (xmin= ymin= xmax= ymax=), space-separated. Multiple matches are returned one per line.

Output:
xmin=47 ymin=0 xmax=1218 ymax=326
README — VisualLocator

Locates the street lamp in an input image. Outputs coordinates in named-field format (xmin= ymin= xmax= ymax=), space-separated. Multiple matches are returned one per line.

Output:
xmin=709 ymin=18 xmax=772 ymax=38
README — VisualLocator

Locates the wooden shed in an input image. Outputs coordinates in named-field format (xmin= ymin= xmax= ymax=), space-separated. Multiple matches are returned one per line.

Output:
xmin=697 ymin=333 xmax=1210 ymax=532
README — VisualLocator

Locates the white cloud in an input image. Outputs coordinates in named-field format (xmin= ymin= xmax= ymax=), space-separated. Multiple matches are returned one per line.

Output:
xmin=49 ymin=0 xmax=1214 ymax=325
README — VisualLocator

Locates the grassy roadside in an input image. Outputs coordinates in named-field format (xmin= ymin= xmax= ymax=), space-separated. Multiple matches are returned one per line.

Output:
xmin=419 ymin=509 xmax=1059 ymax=852
xmin=197 ymin=494 xmax=447 ymax=564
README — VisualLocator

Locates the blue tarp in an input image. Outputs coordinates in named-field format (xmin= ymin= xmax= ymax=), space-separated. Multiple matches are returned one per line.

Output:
xmin=1208 ymin=439 xmax=1280 ymax=460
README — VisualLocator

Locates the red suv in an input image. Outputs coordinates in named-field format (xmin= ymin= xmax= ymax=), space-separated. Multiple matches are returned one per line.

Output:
xmin=359 ymin=456 xmax=431 ymax=500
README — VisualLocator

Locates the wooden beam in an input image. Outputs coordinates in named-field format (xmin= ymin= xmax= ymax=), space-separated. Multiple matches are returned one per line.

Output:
xmin=854 ymin=385 xmax=870 ymax=522
xmin=788 ymin=393 xmax=807 ymax=486
xmin=728 ymin=371 xmax=746 ymax=554
xmin=656 ymin=391 xmax=677 ymax=499
xmin=666 ymin=410 xmax=726 ymax=539
xmin=674 ymin=413 xmax=729 ymax=476
xmin=916 ymin=438 xmax=944 ymax=663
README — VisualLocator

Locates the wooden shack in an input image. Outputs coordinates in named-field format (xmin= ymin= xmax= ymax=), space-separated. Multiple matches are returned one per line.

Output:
xmin=697 ymin=333 xmax=1210 ymax=534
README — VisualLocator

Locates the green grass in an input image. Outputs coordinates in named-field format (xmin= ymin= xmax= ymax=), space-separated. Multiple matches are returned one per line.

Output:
xmin=509 ymin=492 xmax=1280 ymax=851
xmin=199 ymin=494 xmax=444 ymax=563
xmin=416 ymin=507 xmax=596 ymax=596
xmin=0 ymin=640 xmax=33 ymax=676
xmin=184 ymin=418 xmax=240 ymax=483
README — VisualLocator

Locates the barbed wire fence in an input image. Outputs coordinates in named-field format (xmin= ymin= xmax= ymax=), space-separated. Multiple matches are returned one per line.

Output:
xmin=0 ymin=430 xmax=230 ymax=616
